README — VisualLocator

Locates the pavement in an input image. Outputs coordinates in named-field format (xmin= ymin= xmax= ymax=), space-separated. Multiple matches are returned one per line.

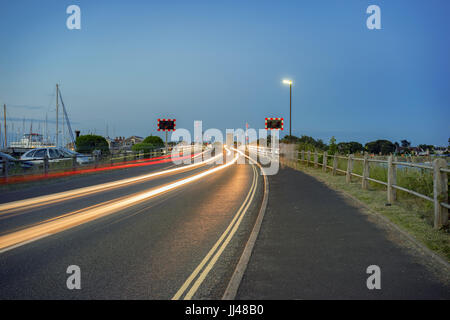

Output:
xmin=236 ymin=167 xmax=450 ymax=299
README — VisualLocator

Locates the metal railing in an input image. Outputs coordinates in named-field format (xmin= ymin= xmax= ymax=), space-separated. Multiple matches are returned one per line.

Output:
xmin=293 ymin=150 xmax=449 ymax=229
xmin=1 ymin=149 xmax=171 ymax=182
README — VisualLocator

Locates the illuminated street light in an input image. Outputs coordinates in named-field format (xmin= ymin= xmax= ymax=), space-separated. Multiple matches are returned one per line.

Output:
xmin=282 ymin=79 xmax=293 ymax=137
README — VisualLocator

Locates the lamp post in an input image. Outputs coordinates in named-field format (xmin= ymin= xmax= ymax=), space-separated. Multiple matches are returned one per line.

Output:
xmin=282 ymin=79 xmax=292 ymax=137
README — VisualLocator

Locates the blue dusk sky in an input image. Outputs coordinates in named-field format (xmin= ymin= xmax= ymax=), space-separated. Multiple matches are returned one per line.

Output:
xmin=0 ymin=0 xmax=449 ymax=146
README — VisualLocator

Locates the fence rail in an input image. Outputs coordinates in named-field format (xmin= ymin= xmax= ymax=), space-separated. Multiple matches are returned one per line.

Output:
xmin=293 ymin=150 xmax=449 ymax=229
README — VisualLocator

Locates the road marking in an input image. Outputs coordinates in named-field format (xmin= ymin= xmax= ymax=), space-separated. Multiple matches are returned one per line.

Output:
xmin=222 ymin=147 xmax=268 ymax=300
xmin=0 ymin=153 xmax=238 ymax=253
xmin=172 ymin=162 xmax=258 ymax=300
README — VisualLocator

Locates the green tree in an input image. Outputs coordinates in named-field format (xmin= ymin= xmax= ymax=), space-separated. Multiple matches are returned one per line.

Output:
xmin=281 ymin=135 xmax=299 ymax=144
xmin=365 ymin=140 xmax=395 ymax=155
xmin=299 ymin=135 xmax=328 ymax=150
xmin=132 ymin=143 xmax=156 ymax=153
xmin=297 ymin=135 xmax=316 ymax=145
xmin=337 ymin=142 xmax=349 ymax=154
xmin=328 ymin=136 xmax=337 ymax=155
xmin=401 ymin=139 xmax=411 ymax=148
xmin=143 ymin=135 xmax=164 ymax=146
xmin=75 ymin=135 xmax=109 ymax=154
xmin=131 ymin=135 xmax=165 ymax=153
xmin=339 ymin=141 xmax=364 ymax=154
xmin=351 ymin=142 xmax=364 ymax=153
xmin=315 ymin=139 xmax=327 ymax=151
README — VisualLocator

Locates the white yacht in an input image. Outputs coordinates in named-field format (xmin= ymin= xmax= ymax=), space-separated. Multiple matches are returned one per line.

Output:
xmin=10 ymin=133 xmax=54 ymax=149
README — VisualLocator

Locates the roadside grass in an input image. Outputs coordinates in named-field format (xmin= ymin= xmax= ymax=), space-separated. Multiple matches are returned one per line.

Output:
xmin=283 ymin=158 xmax=450 ymax=262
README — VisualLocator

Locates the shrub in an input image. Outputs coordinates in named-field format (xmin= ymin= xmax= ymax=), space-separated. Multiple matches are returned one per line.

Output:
xmin=75 ymin=135 xmax=109 ymax=154
xmin=131 ymin=143 xmax=157 ymax=153
xmin=143 ymin=135 xmax=164 ymax=147
xmin=365 ymin=140 xmax=395 ymax=155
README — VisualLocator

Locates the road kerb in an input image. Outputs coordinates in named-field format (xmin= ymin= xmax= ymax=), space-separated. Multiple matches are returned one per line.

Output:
xmin=222 ymin=150 xmax=269 ymax=300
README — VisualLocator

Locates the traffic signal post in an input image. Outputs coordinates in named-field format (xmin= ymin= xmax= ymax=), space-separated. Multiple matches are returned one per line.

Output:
xmin=157 ymin=119 xmax=176 ymax=153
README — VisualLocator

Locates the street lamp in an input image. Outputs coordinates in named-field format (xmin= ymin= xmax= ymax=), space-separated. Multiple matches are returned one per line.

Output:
xmin=282 ymin=79 xmax=293 ymax=137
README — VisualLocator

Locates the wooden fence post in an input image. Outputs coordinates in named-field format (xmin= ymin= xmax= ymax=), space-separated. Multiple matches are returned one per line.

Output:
xmin=301 ymin=150 xmax=305 ymax=163
xmin=346 ymin=154 xmax=353 ymax=183
xmin=387 ymin=154 xmax=397 ymax=203
xmin=322 ymin=151 xmax=327 ymax=172
xmin=362 ymin=153 xmax=369 ymax=190
xmin=433 ymin=158 xmax=448 ymax=229
xmin=307 ymin=151 xmax=311 ymax=167
xmin=314 ymin=151 xmax=318 ymax=168
xmin=332 ymin=154 xmax=338 ymax=176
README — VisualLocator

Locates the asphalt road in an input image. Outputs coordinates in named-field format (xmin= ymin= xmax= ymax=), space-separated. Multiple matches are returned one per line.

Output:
xmin=0 ymin=162 xmax=210 ymax=235
xmin=0 ymin=153 xmax=263 ymax=299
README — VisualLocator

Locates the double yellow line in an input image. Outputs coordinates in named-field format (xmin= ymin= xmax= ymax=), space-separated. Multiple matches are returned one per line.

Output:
xmin=172 ymin=163 xmax=258 ymax=300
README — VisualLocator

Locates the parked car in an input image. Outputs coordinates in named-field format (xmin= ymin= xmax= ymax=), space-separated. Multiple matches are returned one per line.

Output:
xmin=20 ymin=148 xmax=68 ymax=164
xmin=0 ymin=152 xmax=34 ymax=170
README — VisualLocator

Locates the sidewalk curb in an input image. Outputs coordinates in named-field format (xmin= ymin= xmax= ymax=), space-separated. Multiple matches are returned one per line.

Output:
xmin=222 ymin=163 xmax=269 ymax=300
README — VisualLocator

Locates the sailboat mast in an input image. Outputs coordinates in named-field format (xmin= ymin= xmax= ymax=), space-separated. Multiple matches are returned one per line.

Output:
xmin=3 ymin=104 xmax=6 ymax=148
xmin=56 ymin=84 xmax=59 ymax=147
xmin=45 ymin=113 xmax=48 ymax=144
xmin=29 ymin=121 xmax=32 ymax=147
xmin=62 ymin=97 xmax=65 ymax=147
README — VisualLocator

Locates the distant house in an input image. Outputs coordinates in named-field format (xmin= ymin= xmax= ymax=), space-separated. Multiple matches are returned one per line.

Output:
xmin=398 ymin=146 xmax=424 ymax=155
xmin=434 ymin=146 xmax=449 ymax=155
xmin=106 ymin=136 xmax=125 ymax=152
xmin=122 ymin=136 xmax=144 ymax=151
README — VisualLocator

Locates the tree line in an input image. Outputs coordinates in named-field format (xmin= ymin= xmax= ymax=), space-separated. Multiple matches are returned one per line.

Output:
xmin=75 ymin=134 xmax=164 ymax=154
xmin=280 ymin=135 xmax=449 ymax=155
